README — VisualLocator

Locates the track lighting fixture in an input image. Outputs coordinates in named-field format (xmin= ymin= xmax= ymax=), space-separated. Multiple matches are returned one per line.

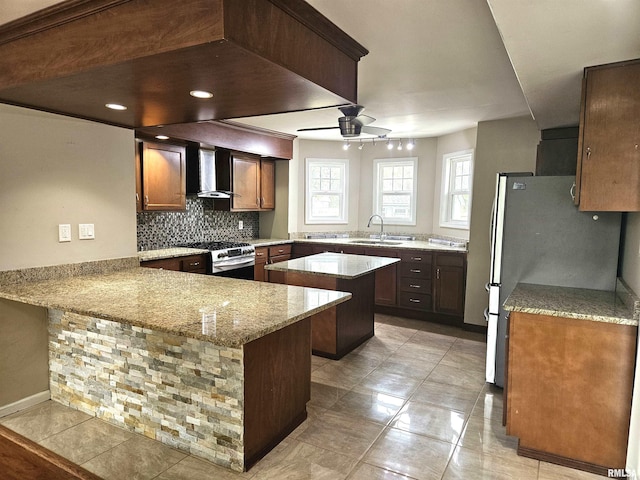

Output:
xmin=386 ymin=140 xmax=393 ymax=150
xmin=343 ymin=140 xmax=350 ymax=150
xmin=340 ymin=138 xmax=416 ymax=151
xmin=397 ymin=140 xmax=403 ymax=151
xmin=406 ymin=139 xmax=415 ymax=150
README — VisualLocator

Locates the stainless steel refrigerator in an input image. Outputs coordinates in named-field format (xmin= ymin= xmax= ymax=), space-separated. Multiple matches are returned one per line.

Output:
xmin=486 ymin=173 xmax=621 ymax=387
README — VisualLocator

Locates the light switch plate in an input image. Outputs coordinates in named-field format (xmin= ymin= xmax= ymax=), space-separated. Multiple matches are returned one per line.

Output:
xmin=58 ymin=224 xmax=71 ymax=242
xmin=79 ymin=223 xmax=95 ymax=240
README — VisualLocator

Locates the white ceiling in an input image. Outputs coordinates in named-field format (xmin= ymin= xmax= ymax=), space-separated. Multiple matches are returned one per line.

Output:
xmin=1 ymin=0 xmax=639 ymax=141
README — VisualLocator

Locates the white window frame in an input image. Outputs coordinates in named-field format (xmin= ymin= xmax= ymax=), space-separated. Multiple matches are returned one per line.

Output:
xmin=373 ymin=157 xmax=418 ymax=226
xmin=440 ymin=149 xmax=474 ymax=230
xmin=305 ymin=158 xmax=348 ymax=224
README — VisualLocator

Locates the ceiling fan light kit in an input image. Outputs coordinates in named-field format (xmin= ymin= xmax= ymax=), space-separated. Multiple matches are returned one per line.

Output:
xmin=298 ymin=104 xmax=392 ymax=138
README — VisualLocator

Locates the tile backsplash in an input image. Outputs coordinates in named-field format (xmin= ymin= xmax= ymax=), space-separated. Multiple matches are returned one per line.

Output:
xmin=137 ymin=197 xmax=258 ymax=251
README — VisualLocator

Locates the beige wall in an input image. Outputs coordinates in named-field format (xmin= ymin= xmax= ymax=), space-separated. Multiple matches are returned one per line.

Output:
xmin=0 ymin=299 xmax=48 ymax=410
xmin=432 ymin=127 xmax=478 ymax=240
xmin=290 ymin=138 xmax=438 ymax=235
xmin=0 ymin=104 xmax=137 ymax=271
xmin=464 ymin=116 xmax=539 ymax=326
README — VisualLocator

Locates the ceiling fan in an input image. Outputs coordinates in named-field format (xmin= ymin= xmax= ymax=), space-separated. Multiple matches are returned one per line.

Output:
xmin=297 ymin=105 xmax=391 ymax=138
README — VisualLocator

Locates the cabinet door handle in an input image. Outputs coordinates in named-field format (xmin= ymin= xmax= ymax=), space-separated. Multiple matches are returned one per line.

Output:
xmin=189 ymin=262 xmax=200 ymax=267
xmin=570 ymin=182 xmax=576 ymax=201
xmin=409 ymin=284 xmax=421 ymax=289
xmin=586 ymin=147 xmax=591 ymax=159
xmin=436 ymin=268 xmax=441 ymax=279
xmin=409 ymin=298 xmax=421 ymax=303
xmin=278 ymin=249 xmax=284 ymax=253
xmin=136 ymin=193 xmax=139 ymax=202
xmin=411 ymin=257 xmax=422 ymax=261
xmin=410 ymin=269 xmax=421 ymax=273
xmin=144 ymin=195 xmax=149 ymax=206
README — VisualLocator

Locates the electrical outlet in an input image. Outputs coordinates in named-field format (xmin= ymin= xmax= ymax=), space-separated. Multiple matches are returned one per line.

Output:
xmin=238 ymin=220 xmax=243 ymax=230
xmin=58 ymin=224 xmax=71 ymax=242
xmin=79 ymin=223 xmax=95 ymax=240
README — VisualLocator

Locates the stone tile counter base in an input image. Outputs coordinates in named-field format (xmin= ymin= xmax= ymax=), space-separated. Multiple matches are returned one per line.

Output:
xmin=49 ymin=309 xmax=245 ymax=471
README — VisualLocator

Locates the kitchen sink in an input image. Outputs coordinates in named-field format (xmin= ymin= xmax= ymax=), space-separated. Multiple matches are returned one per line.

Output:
xmin=348 ymin=240 xmax=402 ymax=246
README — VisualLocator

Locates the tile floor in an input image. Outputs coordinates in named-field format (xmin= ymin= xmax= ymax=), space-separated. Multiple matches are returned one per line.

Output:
xmin=0 ymin=314 xmax=603 ymax=480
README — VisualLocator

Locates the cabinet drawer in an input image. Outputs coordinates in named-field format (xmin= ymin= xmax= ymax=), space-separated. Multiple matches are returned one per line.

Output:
xmin=400 ymin=262 xmax=430 ymax=278
xmin=398 ymin=291 xmax=432 ymax=310
xmin=181 ymin=256 xmax=207 ymax=273
xmin=399 ymin=277 xmax=431 ymax=293
xmin=269 ymin=244 xmax=291 ymax=257
xmin=435 ymin=254 xmax=464 ymax=267
xmin=255 ymin=247 xmax=268 ymax=264
xmin=400 ymin=251 xmax=432 ymax=265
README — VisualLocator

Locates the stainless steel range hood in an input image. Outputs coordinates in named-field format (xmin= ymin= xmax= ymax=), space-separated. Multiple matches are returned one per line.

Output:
xmin=186 ymin=147 xmax=230 ymax=199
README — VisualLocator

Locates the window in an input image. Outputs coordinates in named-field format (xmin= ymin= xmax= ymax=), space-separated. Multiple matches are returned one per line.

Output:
xmin=373 ymin=157 xmax=418 ymax=225
xmin=440 ymin=149 xmax=473 ymax=229
xmin=305 ymin=158 xmax=348 ymax=224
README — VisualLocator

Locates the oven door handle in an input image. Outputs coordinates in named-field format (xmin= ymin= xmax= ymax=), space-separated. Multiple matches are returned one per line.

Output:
xmin=212 ymin=257 xmax=255 ymax=270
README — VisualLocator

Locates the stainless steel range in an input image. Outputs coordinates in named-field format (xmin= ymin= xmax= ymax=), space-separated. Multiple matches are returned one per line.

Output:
xmin=177 ymin=241 xmax=255 ymax=278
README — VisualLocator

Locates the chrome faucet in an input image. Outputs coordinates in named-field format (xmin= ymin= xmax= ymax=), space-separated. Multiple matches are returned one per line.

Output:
xmin=367 ymin=214 xmax=385 ymax=241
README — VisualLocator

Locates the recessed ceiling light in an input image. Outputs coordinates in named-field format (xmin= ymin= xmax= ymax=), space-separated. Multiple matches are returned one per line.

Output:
xmin=105 ymin=103 xmax=127 ymax=111
xmin=155 ymin=135 xmax=169 ymax=140
xmin=190 ymin=90 xmax=214 ymax=99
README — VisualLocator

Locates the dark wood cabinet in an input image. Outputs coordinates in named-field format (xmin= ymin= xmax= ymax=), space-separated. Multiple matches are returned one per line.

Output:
xmin=575 ymin=59 xmax=640 ymax=211
xmin=141 ymin=253 xmax=209 ymax=274
xmin=215 ymin=151 xmax=275 ymax=212
xmin=138 ymin=140 xmax=186 ymax=211
xmin=365 ymin=247 xmax=398 ymax=306
xmin=260 ymin=159 xmax=276 ymax=210
xmin=507 ymin=311 xmax=635 ymax=475
xmin=398 ymin=251 xmax=433 ymax=311
xmin=289 ymin=242 xmax=467 ymax=323
xmin=254 ymin=247 xmax=268 ymax=282
xmin=433 ymin=253 xmax=466 ymax=316
xmin=253 ymin=243 xmax=291 ymax=283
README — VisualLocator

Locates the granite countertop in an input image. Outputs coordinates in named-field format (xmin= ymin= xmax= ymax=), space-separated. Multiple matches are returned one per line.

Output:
xmin=295 ymin=237 xmax=467 ymax=253
xmin=138 ymin=237 xmax=466 ymax=263
xmin=139 ymin=247 xmax=210 ymax=262
xmin=504 ymin=283 xmax=638 ymax=326
xmin=0 ymin=267 xmax=351 ymax=347
xmin=264 ymin=252 xmax=400 ymax=279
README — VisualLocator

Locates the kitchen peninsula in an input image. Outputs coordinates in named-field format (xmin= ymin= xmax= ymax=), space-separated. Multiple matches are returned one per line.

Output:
xmin=265 ymin=252 xmax=400 ymax=358
xmin=0 ymin=261 xmax=350 ymax=472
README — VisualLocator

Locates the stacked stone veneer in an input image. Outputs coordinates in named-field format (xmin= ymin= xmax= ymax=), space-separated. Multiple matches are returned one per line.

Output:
xmin=48 ymin=309 xmax=245 ymax=471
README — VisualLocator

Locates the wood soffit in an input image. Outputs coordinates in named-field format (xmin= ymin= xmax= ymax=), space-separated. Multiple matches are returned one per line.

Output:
xmin=0 ymin=0 xmax=368 ymax=133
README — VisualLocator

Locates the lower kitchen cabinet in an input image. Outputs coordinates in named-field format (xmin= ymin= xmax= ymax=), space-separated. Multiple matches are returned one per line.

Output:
xmin=290 ymin=242 xmax=467 ymax=324
xmin=398 ymin=250 xmax=432 ymax=311
xmin=141 ymin=254 xmax=209 ymax=274
xmin=434 ymin=253 xmax=466 ymax=316
xmin=365 ymin=247 xmax=398 ymax=306
xmin=253 ymin=243 xmax=291 ymax=283
xmin=254 ymin=247 xmax=268 ymax=282
xmin=506 ymin=311 xmax=635 ymax=474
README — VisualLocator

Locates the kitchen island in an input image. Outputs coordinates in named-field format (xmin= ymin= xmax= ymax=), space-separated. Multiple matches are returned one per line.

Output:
xmin=265 ymin=252 xmax=400 ymax=359
xmin=503 ymin=282 xmax=638 ymax=475
xmin=0 ymin=262 xmax=350 ymax=472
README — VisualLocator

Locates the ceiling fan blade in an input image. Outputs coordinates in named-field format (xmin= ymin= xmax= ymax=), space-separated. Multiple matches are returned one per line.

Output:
xmin=361 ymin=125 xmax=391 ymax=137
xmin=352 ymin=114 xmax=376 ymax=127
xmin=297 ymin=126 xmax=340 ymax=132
xmin=338 ymin=104 xmax=365 ymax=117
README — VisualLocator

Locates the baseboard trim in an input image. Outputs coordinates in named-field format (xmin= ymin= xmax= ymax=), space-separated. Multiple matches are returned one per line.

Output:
xmin=518 ymin=444 xmax=614 ymax=477
xmin=0 ymin=390 xmax=50 ymax=418
xmin=463 ymin=323 xmax=487 ymax=334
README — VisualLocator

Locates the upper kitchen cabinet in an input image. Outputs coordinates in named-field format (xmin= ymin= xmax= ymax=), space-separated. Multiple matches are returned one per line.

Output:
xmin=574 ymin=59 xmax=640 ymax=211
xmin=214 ymin=150 xmax=275 ymax=212
xmin=137 ymin=140 xmax=186 ymax=211
xmin=0 ymin=0 xmax=368 ymax=128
